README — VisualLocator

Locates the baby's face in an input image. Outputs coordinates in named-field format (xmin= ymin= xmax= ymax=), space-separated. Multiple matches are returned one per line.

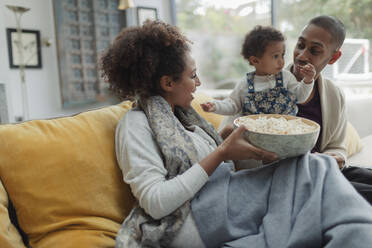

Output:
xmin=255 ymin=41 xmax=286 ymax=76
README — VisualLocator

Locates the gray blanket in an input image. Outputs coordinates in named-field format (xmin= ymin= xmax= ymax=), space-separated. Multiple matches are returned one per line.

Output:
xmin=192 ymin=153 xmax=372 ymax=248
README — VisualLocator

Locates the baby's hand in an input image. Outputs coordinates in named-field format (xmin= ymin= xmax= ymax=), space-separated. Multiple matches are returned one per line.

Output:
xmin=300 ymin=63 xmax=316 ymax=84
xmin=200 ymin=102 xmax=216 ymax=112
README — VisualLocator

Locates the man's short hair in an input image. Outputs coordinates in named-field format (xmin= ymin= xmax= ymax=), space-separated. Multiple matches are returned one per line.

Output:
xmin=309 ymin=15 xmax=346 ymax=50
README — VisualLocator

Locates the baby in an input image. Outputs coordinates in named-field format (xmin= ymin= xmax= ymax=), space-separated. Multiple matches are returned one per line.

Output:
xmin=201 ymin=25 xmax=315 ymax=117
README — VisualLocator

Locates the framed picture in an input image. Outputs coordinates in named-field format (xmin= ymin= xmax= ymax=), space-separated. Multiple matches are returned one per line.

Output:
xmin=137 ymin=7 xmax=158 ymax=25
xmin=6 ymin=28 xmax=42 ymax=69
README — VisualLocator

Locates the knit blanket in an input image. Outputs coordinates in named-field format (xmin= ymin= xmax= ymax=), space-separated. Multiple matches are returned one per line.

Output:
xmin=192 ymin=153 xmax=372 ymax=248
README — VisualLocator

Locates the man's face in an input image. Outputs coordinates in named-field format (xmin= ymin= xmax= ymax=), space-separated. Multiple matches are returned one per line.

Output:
xmin=293 ymin=24 xmax=339 ymax=81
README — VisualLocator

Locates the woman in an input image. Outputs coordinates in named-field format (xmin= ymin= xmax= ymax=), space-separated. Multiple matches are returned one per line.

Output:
xmin=101 ymin=20 xmax=372 ymax=248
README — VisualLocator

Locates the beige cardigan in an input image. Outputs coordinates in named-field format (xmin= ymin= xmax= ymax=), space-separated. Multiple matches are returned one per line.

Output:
xmin=316 ymin=73 xmax=347 ymax=160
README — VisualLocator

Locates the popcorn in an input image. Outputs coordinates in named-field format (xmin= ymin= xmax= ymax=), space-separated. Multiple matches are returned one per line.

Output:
xmin=236 ymin=116 xmax=317 ymax=135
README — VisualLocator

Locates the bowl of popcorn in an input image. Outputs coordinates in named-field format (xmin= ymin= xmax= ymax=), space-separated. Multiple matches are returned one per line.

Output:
xmin=234 ymin=114 xmax=320 ymax=159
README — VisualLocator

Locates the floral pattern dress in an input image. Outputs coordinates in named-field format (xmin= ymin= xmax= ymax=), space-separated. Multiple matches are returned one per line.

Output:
xmin=242 ymin=71 xmax=297 ymax=116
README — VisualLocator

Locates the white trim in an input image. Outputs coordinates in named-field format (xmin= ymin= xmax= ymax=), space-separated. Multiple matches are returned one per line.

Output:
xmin=0 ymin=82 xmax=12 ymax=123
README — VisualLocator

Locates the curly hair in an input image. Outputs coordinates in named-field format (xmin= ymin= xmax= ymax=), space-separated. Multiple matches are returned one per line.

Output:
xmin=241 ymin=25 xmax=285 ymax=64
xmin=100 ymin=20 xmax=191 ymax=100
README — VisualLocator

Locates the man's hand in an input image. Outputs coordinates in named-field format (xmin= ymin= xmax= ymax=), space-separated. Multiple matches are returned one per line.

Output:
xmin=299 ymin=63 xmax=316 ymax=84
xmin=200 ymin=102 xmax=216 ymax=112
xmin=323 ymin=151 xmax=345 ymax=169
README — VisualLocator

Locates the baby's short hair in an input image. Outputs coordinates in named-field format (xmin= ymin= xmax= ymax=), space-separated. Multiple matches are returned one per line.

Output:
xmin=241 ymin=25 xmax=285 ymax=62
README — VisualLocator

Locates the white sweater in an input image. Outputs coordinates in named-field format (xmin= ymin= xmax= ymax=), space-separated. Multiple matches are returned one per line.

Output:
xmin=213 ymin=70 xmax=314 ymax=115
xmin=115 ymin=109 xmax=216 ymax=247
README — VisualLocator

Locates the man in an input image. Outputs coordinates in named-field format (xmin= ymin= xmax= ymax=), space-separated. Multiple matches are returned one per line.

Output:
xmin=290 ymin=15 xmax=346 ymax=167
xmin=290 ymin=15 xmax=372 ymax=204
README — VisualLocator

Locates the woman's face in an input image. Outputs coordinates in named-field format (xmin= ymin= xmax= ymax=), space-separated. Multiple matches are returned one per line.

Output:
xmin=167 ymin=53 xmax=201 ymax=110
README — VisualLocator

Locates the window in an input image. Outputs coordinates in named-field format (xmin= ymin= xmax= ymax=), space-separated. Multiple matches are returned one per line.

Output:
xmin=177 ymin=0 xmax=372 ymax=94
xmin=277 ymin=0 xmax=372 ymax=94
xmin=177 ymin=0 xmax=271 ymax=90
xmin=54 ymin=0 xmax=126 ymax=107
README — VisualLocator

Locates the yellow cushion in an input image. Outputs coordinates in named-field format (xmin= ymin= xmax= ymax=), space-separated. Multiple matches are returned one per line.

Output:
xmin=345 ymin=122 xmax=364 ymax=158
xmin=192 ymin=92 xmax=224 ymax=130
xmin=0 ymin=102 xmax=135 ymax=248
xmin=0 ymin=179 xmax=26 ymax=248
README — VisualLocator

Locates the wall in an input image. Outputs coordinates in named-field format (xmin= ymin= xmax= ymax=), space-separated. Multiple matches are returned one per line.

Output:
xmin=126 ymin=0 xmax=172 ymax=27
xmin=0 ymin=0 xmax=172 ymax=122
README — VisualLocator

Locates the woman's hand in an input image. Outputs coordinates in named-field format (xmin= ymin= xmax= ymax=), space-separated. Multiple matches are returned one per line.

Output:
xmin=220 ymin=124 xmax=278 ymax=165
xmin=200 ymin=125 xmax=278 ymax=175
xmin=218 ymin=125 xmax=279 ymax=161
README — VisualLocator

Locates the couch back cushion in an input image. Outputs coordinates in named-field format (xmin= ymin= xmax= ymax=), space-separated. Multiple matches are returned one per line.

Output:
xmin=0 ymin=102 xmax=135 ymax=248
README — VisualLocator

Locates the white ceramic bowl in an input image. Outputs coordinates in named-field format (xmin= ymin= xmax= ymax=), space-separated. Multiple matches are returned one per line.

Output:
xmin=234 ymin=114 xmax=320 ymax=159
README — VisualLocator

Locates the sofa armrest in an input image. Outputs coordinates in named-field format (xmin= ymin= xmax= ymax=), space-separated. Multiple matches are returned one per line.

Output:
xmin=346 ymin=96 xmax=372 ymax=138
xmin=347 ymin=135 xmax=372 ymax=168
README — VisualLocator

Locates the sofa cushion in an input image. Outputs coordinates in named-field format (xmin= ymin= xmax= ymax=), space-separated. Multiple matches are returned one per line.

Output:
xmin=0 ymin=102 xmax=135 ymax=248
xmin=0 ymin=179 xmax=26 ymax=248
xmin=345 ymin=122 xmax=363 ymax=158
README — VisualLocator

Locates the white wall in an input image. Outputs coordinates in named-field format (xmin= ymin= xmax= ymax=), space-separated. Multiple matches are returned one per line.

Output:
xmin=126 ymin=0 xmax=172 ymax=26
xmin=0 ymin=0 xmax=172 ymax=122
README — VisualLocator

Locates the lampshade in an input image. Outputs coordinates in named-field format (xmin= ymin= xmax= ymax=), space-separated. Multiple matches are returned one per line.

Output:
xmin=6 ymin=5 xmax=30 ymax=14
xmin=118 ymin=0 xmax=135 ymax=10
